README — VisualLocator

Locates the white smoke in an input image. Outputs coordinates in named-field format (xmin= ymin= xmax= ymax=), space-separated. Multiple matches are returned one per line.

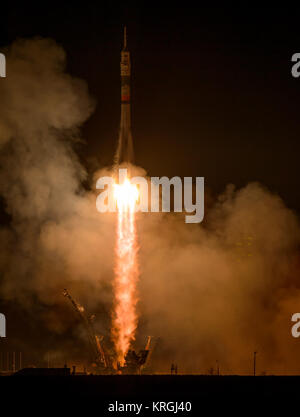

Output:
xmin=0 ymin=38 xmax=300 ymax=374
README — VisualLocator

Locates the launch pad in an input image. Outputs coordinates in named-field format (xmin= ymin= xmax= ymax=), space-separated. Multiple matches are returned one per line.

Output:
xmin=62 ymin=289 xmax=156 ymax=375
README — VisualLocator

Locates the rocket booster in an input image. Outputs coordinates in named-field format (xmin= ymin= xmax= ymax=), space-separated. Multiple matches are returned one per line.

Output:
xmin=121 ymin=26 xmax=130 ymax=103
xmin=115 ymin=26 xmax=134 ymax=165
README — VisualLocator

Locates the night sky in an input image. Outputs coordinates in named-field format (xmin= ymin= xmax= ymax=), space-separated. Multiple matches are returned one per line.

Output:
xmin=1 ymin=3 xmax=300 ymax=210
xmin=2 ymin=3 xmax=300 ymax=372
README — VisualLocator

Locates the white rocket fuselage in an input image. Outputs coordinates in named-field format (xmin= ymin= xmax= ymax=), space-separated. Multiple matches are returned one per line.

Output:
xmin=116 ymin=27 xmax=134 ymax=165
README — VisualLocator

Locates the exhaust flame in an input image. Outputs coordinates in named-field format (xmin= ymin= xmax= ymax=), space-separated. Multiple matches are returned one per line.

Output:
xmin=112 ymin=177 xmax=139 ymax=366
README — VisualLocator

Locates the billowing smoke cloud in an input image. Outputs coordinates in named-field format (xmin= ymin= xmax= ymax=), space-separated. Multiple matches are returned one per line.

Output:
xmin=138 ymin=183 xmax=300 ymax=374
xmin=0 ymin=38 xmax=300 ymax=374
xmin=0 ymin=38 xmax=115 ymax=364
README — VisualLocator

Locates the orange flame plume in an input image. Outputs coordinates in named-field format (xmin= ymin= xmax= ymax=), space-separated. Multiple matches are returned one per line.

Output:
xmin=112 ymin=177 xmax=139 ymax=366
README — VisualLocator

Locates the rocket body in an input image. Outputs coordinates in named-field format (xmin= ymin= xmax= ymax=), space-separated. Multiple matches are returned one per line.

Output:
xmin=115 ymin=27 xmax=134 ymax=165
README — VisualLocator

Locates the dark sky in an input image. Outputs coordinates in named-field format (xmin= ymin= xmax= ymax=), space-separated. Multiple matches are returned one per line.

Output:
xmin=1 ymin=2 xmax=300 ymax=372
xmin=1 ymin=3 xmax=300 ymax=210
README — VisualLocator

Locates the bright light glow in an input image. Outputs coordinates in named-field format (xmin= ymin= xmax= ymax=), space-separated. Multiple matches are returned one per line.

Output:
xmin=112 ymin=177 xmax=139 ymax=366
xmin=113 ymin=178 xmax=139 ymax=212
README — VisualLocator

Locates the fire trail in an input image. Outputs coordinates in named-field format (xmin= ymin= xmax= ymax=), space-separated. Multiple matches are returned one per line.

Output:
xmin=112 ymin=178 xmax=139 ymax=366
xmin=64 ymin=27 xmax=150 ymax=374
xmin=112 ymin=27 xmax=139 ymax=366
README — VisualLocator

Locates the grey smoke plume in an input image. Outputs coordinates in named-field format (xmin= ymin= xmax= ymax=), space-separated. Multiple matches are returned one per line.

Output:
xmin=0 ymin=38 xmax=300 ymax=374
xmin=0 ymin=38 xmax=115 ymax=349
xmin=138 ymin=183 xmax=300 ymax=374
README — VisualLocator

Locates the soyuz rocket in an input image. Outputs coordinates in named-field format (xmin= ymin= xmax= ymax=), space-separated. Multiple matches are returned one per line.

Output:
xmin=115 ymin=26 xmax=134 ymax=165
